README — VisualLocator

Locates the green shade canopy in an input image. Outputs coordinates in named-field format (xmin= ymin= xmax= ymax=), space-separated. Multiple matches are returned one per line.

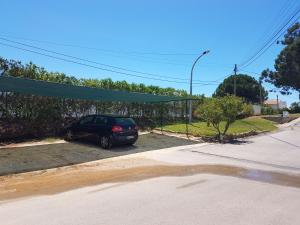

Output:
xmin=0 ymin=76 xmax=183 ymax=103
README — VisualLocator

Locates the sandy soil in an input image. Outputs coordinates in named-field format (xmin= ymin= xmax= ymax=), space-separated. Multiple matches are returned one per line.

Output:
xmin=1 ymin=155 xmax=300 ymax=202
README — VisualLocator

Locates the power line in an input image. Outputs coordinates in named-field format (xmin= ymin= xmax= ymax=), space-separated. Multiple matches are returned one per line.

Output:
xmin=0 ymin=34 xmax=198 ymax=68
xmin=241 ymin=17 xmax=300 ymax=70
xmin=0 ymin=36 xmax=223 ymax=83
xmin=0 ymin=41 xmax=187 ymax=84
xmin=0 ymin=33 xmax=235 ymax=70
xmin=0 ymin=37 xmax=194 ymax=82
xmin=238 ymin=0 xmax=294 ymax=65
xmin=239 ymin=69 xmax=261 ymax=76
xmin=240 ymin=14 xmax=300 ymax=69
xmin=0 ymin=33 xmax=198 ymax=56
xmin=239 ymin=5 xmax=300 ymax=69
xmin=0 ymin=41 xmax=219 ymax=85
xmin=193 ymin=74 xmax=232 ymax=87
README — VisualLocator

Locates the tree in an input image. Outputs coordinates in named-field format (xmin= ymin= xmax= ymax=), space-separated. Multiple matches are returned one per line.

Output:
xmin=213 ymin=74 xmax=267 ymax=104
xmin=261 ymin=22 xmax=300 ymax=98
xmin=196 ymin=95 xmax=249 ymax=141
xmin=290 ymin=102 xmax=300 ymax=113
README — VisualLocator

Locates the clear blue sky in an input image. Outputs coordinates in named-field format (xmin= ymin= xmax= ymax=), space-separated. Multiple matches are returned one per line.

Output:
xmin=1 ymin=0 xmax=299 ymax=105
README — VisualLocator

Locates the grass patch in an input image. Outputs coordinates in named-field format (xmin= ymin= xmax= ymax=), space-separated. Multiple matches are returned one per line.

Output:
xmin=160 ymin=117 xmax=277 ymax=137
xmin=290 ymin=113 xmax=300 ymax=118
xmin=42 ymin=137 xmax=62 ymax=143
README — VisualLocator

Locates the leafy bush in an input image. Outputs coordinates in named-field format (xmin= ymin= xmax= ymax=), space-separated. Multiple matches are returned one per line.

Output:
xmin=240 ymin=103 xmax=253 ymax=118
xmin=195 ymin=95 xmax=248 ymax=141
xmin=261 ymin=106 xmax=277 ymax=115
xmin=289 ymin=102 xmax=300 ymax=113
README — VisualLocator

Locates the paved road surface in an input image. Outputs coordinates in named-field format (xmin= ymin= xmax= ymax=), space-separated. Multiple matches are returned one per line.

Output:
xmin=0 ymin=133 xmax=196 ymax=175
xmin=1 ymin=119 xmax=300 ymax=225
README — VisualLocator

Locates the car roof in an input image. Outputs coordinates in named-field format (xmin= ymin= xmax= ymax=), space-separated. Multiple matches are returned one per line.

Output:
xmin=88 ymin=114 xmax=132 ymax=118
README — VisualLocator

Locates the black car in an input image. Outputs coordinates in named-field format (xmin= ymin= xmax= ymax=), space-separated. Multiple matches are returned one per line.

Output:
xmin=64 ymin=115 xmax=138 ymax=149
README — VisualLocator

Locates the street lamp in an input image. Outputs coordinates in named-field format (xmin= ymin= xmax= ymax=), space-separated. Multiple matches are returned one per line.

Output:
xmin=189 ymin=50 xmax=210 ymax=123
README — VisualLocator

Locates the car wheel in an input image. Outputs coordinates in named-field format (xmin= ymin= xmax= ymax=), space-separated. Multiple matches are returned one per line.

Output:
xmin=65 ymin=130 xmax=74 ymax=141
xmin=100 ymin=135 xmax=112 ymax=149
xmin=127 ymin=140 xmax=136 ymax=146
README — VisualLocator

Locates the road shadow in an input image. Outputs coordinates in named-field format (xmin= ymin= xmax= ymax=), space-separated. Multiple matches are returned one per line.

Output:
xmin=228 ymin=139 xmax=254 ymax=145
xmin=0 ymin=133 xmax=197 ymax=176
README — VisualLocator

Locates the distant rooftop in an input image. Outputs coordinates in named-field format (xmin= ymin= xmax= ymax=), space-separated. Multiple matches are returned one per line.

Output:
xmin=264 ymin=99 xmax=286 ymax=105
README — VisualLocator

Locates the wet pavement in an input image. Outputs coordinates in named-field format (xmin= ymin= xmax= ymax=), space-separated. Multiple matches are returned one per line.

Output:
xmin=1 ymin=163 xmax=300 ymax=201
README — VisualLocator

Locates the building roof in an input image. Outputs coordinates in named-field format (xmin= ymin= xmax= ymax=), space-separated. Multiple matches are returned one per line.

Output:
xmin=264 ymin=99 xmax=287 ymax=105
xmin=264 ymin=99 xmax=278 ymax=105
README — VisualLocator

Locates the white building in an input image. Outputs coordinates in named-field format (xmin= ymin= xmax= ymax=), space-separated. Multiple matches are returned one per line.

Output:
xmin=264 ymin=99 xmax=287 ymax=110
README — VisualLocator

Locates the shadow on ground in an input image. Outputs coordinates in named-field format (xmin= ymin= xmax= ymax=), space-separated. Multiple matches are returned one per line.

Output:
xmin=228 ymin=139 xmax=254 ymax=145
xmin=0 ymin=133 xmax=196 ymax=176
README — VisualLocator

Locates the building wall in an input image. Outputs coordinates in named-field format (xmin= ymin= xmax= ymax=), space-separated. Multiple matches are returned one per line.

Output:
xmin=252 ymin=105 xmax=261 ymax=115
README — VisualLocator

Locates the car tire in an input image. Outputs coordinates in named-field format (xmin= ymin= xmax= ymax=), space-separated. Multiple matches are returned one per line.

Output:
xmin=100 ymin=135 xmax=112 ymax=149
xmin=65 ymin=130 xmax=74 ymax=141
xmin=127 ymin=140 xmax=136 ymax=146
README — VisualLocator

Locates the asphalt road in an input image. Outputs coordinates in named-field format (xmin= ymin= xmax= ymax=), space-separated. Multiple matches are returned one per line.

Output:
xmin=1 ymin=119 xmax=300 ymax=225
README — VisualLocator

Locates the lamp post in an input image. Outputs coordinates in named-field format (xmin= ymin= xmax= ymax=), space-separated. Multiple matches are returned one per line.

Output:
xmin=189 ymin=50 xmax=210 ymax=123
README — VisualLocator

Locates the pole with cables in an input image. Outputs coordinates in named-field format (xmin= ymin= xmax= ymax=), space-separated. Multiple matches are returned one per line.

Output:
xmin=189 ymin=50 xmax=210 ymax=123
xmin=234 ymin=64 xmax=237 ymax=96
xmin=259 ymin=79 xmax=263 ymax=105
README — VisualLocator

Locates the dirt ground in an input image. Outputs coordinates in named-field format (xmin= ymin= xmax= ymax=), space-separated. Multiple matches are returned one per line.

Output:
xmin=0 ymin=133 xmax=196 ymax=176
xmin=1 ymin=156 xmax=300 ymax=201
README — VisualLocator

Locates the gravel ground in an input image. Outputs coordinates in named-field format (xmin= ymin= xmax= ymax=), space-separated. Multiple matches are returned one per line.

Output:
xmin=0 ymin=133 xmax=196 ymax=176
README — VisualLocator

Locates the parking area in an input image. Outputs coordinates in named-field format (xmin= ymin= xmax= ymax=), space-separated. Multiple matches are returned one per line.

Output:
xmin=0 ymin=133 xmax=196 ymax=176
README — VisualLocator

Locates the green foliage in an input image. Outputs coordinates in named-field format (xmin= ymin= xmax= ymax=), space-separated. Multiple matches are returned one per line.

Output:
xmin=0 ymin=57 xmax=188 ymax=97
xmin=261 ymin=106 xmax=277 ymax=115
xmin=213 ymin=74 xmax=267 ymax=103
xmin=195 ymin=95 xmax=248 ymax=141
xmin=289 ymin=102 xmax=300 ymax=113
xmin=0 ymin=56 xmax=195 ymax=139
xmin=161 ymin=118 xmax=276 ymax=137
xmin=261 ymin=22 xmax=300 ymax=97
xmin=241 ymin=104 xmax=253 ymax=118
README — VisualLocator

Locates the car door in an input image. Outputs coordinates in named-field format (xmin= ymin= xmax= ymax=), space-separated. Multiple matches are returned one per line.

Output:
xmin=76 ymin=115 xmax=95 ymax=138
xmin=92 ymin=116 xmax=109 ymax=137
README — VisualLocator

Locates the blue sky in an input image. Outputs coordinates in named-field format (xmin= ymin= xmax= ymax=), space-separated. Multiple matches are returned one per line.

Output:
xmin=0 ymin=0 xmax=299 ymax=105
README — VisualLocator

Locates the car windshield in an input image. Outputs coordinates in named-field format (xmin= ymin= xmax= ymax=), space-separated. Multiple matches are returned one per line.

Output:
xmin=115 ymin=118 xmax=135 ymax=126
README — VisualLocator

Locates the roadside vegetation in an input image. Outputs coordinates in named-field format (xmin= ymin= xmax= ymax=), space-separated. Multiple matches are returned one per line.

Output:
xmin=195 ymin=95 xmax=252 ymax=141
xmin=0 ymin=57 xmax=204 ymax=141
xmin=261 ymin=22 xmax=300 ymax=97
xmin=161 ymin=117 xmax=276 ymax=138
xmin=214 ymin=74 xmax=267 ymax=104
xmin=160 ymin=95 xmax=277 ymax=141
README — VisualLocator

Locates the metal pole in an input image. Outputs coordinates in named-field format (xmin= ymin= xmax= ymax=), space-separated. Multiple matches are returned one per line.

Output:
xmin=160 ymin=103 xmax=163 ymax=134
xmin=276 ymin=94 xmax=279 ymax=111
xmin=234 ymin=64 xmax=237 ymax=96
xmin=185 ymin=99 xmax=189 ymax=138
xmin=259 ymin=80 xmax=262 ymax=105
xmin=189 ymin=50 xmax=210 ymax=123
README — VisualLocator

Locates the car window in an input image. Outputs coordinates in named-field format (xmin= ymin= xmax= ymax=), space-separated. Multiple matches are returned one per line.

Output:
xmin=94 ymin=116 xmax=108 ymax=125
xmin=115 ymin=118 xmax=135 ymax=125
xmin=79 ymin=116 xmax=94 ymax=125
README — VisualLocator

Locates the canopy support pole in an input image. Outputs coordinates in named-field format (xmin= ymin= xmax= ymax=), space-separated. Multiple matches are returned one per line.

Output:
xmin=185 ymin=99 xmax=189 ymax=139
xmin=5 ymin=92 xmax=8 ymax=118
xmin=160 ymin=103 xmax=163 ymax=134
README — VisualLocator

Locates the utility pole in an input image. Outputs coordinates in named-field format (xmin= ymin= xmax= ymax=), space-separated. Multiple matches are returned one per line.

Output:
xmin=189 ymin=50 xmax=210 ymax=123
xmin=276 ymin=94 xmax=279 ymax=110
xmin=234 ymin=64 xmax=237 ymax=96
xmin=259 ymin=79 xmax=262 ymax=105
